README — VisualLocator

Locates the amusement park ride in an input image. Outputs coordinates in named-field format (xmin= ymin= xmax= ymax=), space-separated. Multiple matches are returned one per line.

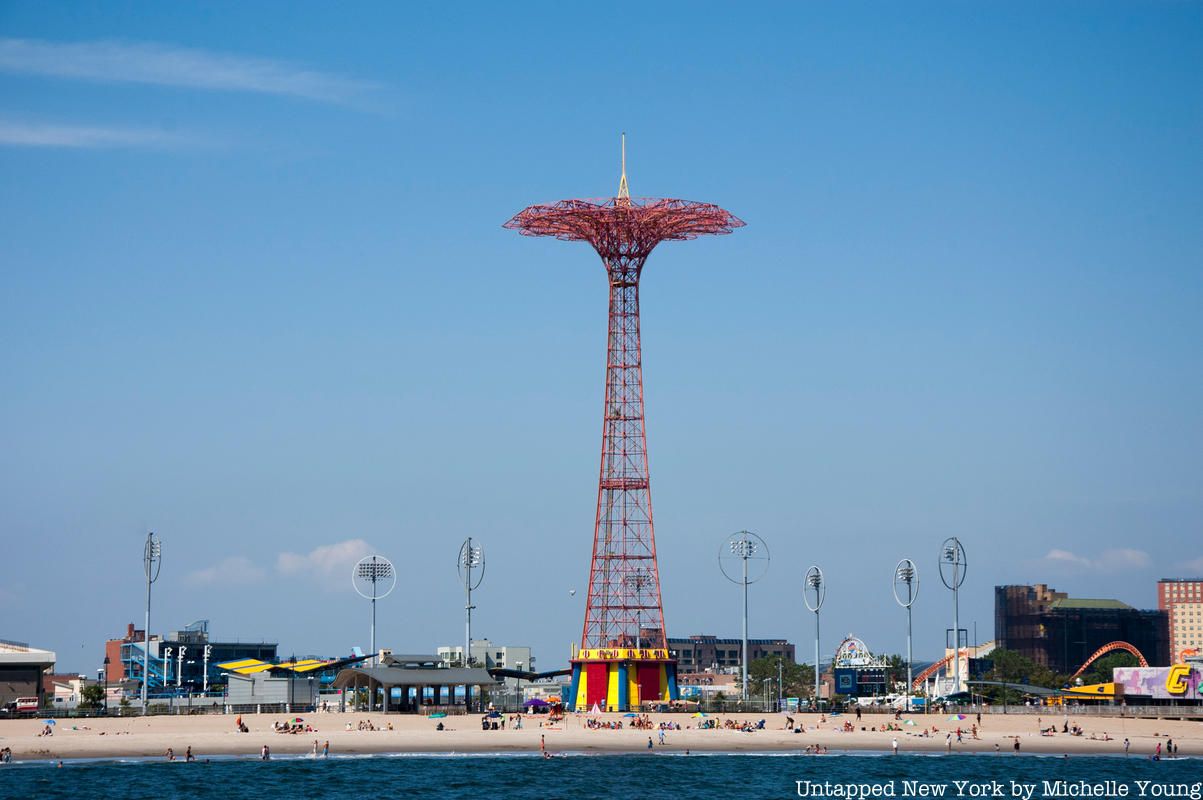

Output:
xmin=506 ymin=137 xmax=744 ymax=711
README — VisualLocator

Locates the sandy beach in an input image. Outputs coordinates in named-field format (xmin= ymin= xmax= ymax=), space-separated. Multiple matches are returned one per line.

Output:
xmin=1 ymin=711 xmax=1199 ymax=762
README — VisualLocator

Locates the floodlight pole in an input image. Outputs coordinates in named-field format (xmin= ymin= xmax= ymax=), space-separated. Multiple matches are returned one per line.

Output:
xmin=804 ymin=566 xmax=825 ymax=712
xmin=458 ymin=539 xmax=483 ymax=712
xmin=940 ymin=538 xmax=967 ymax=696
xmin=742 ymin=548 xmax=749 ymax=702
xmin=893 ymin=559 xmax=918 ymax=714
xmin=141 ymin=532 xmax=161 ymax=715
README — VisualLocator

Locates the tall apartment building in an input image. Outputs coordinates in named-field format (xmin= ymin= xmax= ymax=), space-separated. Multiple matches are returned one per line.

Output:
xmin=1158 ymin=578 xmax=1203 ymax=662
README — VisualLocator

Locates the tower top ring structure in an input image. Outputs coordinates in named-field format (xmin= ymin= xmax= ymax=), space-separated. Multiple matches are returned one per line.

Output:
xmin=504 ymin=134 xmax=744 ymax=279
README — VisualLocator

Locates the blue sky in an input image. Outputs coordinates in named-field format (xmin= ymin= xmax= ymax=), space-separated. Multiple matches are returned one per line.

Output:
xmin=1 ymin=2 xmax=1200 ymax=674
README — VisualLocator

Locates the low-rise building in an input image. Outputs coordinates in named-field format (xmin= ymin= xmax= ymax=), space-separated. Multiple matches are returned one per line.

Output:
xmin=667 ymin=634 xmax=796 ymax=673
xmin=0 ymin=640 xmax=56 ymax=710
xmin=437 ymin=639 xmax=533 ymax=676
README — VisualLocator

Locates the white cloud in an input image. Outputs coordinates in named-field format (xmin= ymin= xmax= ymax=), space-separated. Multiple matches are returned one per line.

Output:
xmin=185 ymin=556 xmax=266 ymax=586
xmin=0 ymin=120 xmax=194 ymax=149
xmin=0 ymin=38 xmax=376 ymax=104
xmin=277 ymin=538 xmax=374 ymax=586
xmin=1038 ymin=547 xmax=1150 ymax=574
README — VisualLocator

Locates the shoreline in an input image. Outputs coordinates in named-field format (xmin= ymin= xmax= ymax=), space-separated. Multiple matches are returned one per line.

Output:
xmin=1 ymin=711 xmax=1198 ymax=763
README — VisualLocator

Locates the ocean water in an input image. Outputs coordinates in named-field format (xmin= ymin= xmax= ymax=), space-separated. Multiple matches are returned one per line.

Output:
xmin=0 ymin=753 xmax=1197 ymax=800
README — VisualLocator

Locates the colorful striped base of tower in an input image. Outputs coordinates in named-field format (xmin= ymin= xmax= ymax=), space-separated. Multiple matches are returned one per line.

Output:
xmin=568 ymin=648 xmax=679 ymax=712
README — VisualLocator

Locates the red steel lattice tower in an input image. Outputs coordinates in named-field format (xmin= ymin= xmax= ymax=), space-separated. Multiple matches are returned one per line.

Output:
xmin=505 ymin=138 xmax=743 ymax=707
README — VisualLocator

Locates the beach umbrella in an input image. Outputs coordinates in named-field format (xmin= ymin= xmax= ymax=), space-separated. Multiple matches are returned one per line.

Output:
xmin=292 ymin=717 xmax=304 ymax=723
xmin=429 ymin=712 xmax=447 ymax=719
xmin=45 ymin=719 xmax=56 ymax=726
xmin=524 ymin=698 xmax=549 ymax=707
xmin=905 ymin=719 xmax=917 ymax=726
xmin=691 ymin=712 xmax=707 ymax=718
xmin=948 ymin=714 xmax=966 ymax=721
xmin=623 ymin=713 xmax=638 ymax=717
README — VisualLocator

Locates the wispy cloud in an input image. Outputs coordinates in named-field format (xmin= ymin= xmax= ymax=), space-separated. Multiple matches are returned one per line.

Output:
xmin=278 ymin=538 xmax=375 ymax=586
xmin=185 ymin=556 xmax=267 ymax=587
xmin=0 ymin=38 xmax=376 ymax=104
xmin=0 ymin=119 xmax=196 ymax=149
xmin=1184 ymin=556 xmax=1203 ymax=574
xmin=1038 ymin=547 xmax=1151 ymax=574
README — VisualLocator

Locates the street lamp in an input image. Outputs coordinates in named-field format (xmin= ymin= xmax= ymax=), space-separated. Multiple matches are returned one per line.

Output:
xmin=892 ymin=559 xmax=919 ymax=714
xmin=939 ymin=538 xmax=967 ymax=696
xmin=202 ymin=644 xmax=212 ymax=693
xmin=101 ymin=655 xmax=110 ymax=714
xmin=719 ymin=531 xmax=770 ymax=703
xmin=141 ymin=531 xmax=162 ymax=715
xmin=803 ymin=565 xmax=825 ymax=711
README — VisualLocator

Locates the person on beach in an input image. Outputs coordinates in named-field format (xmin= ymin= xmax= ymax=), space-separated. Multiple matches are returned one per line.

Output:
xmin=185 ymin=746 xmax=194 ymax=763
xmin=165 ymin=747 xmax=175 ymax=761
xmin=658 ymin=729 xmax=666 ymax=746
xmin=892 ymin=737 xmax=898 ymax=755
xmin=261 ymin=744 xmax=270 ymax=761
xmin=647 ymin=737 xmax=653 ymax=750
xmin=994 ymin=743 xmax=999 ymax=754
xmin=312 ymin=740 xmax=319 ymax=758
xmin=1013 ymin=739 xmax=1020 ymax=753
xmin=945 ymin=733 xmax=952 ymax=751
xmin=1124 ymin=738 xmax=1130 ymax=755
xmin=323 ymin=740 xmax=330 ymax=758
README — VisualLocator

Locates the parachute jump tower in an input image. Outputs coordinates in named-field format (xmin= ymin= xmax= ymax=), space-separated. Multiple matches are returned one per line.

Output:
xmin=505 ymin=137 xmax=744 ymax=711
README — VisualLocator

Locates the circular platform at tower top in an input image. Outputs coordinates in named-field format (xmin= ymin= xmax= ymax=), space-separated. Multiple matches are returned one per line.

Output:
xmin=504 ymin=196 xmax=744 ymax=251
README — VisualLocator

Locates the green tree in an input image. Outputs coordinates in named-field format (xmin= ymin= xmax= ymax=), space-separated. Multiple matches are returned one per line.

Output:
xmin=744 ymin=656 xmax=815 ymax=699
xmin=80 ymin=684 xmax=105 ymax=709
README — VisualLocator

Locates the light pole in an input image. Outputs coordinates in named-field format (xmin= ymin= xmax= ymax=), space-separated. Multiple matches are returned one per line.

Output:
xmin=893 ymin=559 xmax=919 ymax=714
xmin=202 ymin=644 xmax=212 ymax=693
xmin=458 ymin=539 xmax=484 ymax=711
xmin=141 ymin=531 xmax=161 ymax=715
xmin=177 ymin=645 xmax=186 ymax=688
xmin=803 ymin=566 xmax=825 ymax=711
xmin=719 ymin=531 xmax=770 ymax=703
xmin=939 ymin=538 xmax=967 ymax=696
xmin=101 ymin=655 xmax=110 ymax=715
xmin=352 ymin=555 xmax=397 ymax=666
xmin=352 ymin=554 xmax=396 ymax=712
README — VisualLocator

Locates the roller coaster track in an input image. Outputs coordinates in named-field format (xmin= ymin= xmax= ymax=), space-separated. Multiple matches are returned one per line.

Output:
xmin=911 ymin=642 xmax=995 ymax=691
xmin=1069 ymin=641 xmax=1147 ymax=680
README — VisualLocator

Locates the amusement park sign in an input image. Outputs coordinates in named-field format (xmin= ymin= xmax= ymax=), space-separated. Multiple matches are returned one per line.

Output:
xmin=1114 ymin=664 xmax=1201 ymax=700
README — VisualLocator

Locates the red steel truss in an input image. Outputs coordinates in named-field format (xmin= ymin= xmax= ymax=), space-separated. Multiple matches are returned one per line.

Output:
xmin=505 ymin=157 xmax=743 ymax=651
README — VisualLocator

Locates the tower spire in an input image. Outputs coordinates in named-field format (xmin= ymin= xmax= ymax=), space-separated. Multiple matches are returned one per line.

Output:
xmin=616 ymin=132 xmax=630 ymax=206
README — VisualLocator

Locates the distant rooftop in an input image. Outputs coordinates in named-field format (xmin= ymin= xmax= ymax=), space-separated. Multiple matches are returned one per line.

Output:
xmin=1050 ymin=598 xmax=1134 ymax=611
